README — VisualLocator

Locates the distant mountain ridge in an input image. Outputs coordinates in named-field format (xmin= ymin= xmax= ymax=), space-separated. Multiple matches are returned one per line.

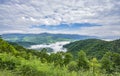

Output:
xmin=1 ymin=33 xmax=95 ymax=47
xmin=64 ymin=39 xmax=120 ymax=59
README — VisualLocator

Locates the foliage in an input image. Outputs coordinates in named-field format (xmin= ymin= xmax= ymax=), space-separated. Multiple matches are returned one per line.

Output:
xmin=0 ymin=38 xmax=18 ymax=54
xmin=0 ymin=70 xmax=18 ymax=76
xmin=90 ymin=58 xmax=101 ymax=76
xmin=101 ymin=52 xmax=120 ymax=73
xmin=67 ymin=61 xmax=78 ymax=72
xmin=64 ymin=39 xmax=120 ymax=59
xmin=77 ymin=50 xmax=90 ymax=70
xmin=64 ymin=53 xmax=73 ymax=66
xmin=0 ymin=38 xmax=120 ymax=76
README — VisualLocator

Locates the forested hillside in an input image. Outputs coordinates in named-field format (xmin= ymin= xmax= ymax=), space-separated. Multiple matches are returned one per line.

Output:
xmin=64 ymin=39 xmax=120 ymax=59
xmin=0 ymin=38 xmax=120 ymax=76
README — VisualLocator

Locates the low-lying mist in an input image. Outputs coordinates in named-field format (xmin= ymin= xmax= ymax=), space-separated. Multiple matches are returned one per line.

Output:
xmin=29 ymin=41 xmax=70 ymax=53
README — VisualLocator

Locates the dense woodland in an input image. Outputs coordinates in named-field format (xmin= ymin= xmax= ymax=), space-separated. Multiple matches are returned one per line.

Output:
xmin=0 ymin=38 xmax=120 ymax=76
xmin=64 ymin=39 xmax=120 ymax=59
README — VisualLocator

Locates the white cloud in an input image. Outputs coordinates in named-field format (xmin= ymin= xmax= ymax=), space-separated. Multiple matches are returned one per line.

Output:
xmin=0 ymin=0 xmax=120 ymax=39
xmin=29 ymin=41 xmax=70 ymax=53
xmin=76 ymin=25 xmax=120 ymax=37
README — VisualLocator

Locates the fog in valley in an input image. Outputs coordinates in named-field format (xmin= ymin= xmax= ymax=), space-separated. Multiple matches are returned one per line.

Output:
xmin=29 ymin=41 xmax=70 ymax=53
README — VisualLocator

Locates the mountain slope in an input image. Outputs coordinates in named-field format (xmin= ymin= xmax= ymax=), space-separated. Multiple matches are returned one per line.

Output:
xmin=1 ymin=33 xmax=95 ymax=47
xmin=64 ymin=39 xmax=120 ymax=59
xmin=0 ymin=38 xmax=18 ymax=54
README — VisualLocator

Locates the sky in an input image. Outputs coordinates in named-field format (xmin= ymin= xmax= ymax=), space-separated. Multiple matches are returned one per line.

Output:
xmin=0 ymin=0 xmax=120 ymax=39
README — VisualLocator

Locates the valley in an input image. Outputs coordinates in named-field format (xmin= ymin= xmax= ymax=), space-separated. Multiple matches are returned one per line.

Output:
xmin=0 ymin=35 xmax=120 ymax=76
xmin=29 ymin=41 xmax=70 ymax=53
xmin=1 ymin=33 xmax=95 ymax=47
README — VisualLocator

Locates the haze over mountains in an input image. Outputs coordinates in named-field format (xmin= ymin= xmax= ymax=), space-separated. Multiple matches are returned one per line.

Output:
xmin=1 ymin=33 xmax=96 ymax=47
xmin=1 ymin=35 xmax=120 ymax=59
xmin=29 ymin=41 xmax=70 ymax=53
xmin=1 ymin=33 xmax=97 ymax=52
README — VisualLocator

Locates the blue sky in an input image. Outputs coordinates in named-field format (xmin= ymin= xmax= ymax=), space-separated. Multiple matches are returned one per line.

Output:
xmin=31 ymin=23 xmax=101 ymax=30
xmin=0 ymin=0 xmax=120 ymax=39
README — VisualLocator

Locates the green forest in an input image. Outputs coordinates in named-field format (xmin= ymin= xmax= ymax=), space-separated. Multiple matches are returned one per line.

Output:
xmin=0 ymin=38 xmax=120 ymax=76
xmin=64 ymin=39 xmax=120 ymax=59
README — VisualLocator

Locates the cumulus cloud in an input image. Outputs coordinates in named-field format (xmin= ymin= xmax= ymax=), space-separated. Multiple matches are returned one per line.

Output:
xmin=0 ymin=0 xmax=120 ymax=39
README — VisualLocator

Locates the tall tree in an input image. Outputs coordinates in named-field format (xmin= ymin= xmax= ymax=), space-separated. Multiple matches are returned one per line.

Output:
xmin=101 ymin=52 xmax=113 ymax=73
xmin=77 ymin=50 xmax=89 ymax=70
xmin=90 ymin=58 xmax=100 ymax=76
xmin=64 ymin=53 xmax=73 ymax=66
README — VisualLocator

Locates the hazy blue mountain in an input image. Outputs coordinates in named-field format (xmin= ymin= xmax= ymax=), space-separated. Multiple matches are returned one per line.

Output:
xmin=1 ymin=33 xmax=95 ymax=47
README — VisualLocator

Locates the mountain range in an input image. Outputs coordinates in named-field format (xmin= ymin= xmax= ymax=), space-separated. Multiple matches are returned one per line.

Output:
xmin=0 ymin=35 xmax=120 ymax=59
xmin=1 ymin=33 xmax=95 ymax=47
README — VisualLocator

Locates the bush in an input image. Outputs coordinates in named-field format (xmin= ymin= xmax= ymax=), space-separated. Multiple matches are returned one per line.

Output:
xmin=0 ymin=53 xmax=20 ymax=70
xmin=67 ymin=61 xmax=78 ymax=72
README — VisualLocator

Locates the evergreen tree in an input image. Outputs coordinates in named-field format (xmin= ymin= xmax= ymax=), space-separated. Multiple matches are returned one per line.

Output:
xmin=90 ymin=58 xmax=100 ymax=76
xmin=111 ymin=53 xmax=120 ymax=72
xmin=77 ymin=50 xmax=89 ymax=70
xmin=68 ymin=61 xmax=78 ymax=72
xmin=54 ymin=52 xmax=64 ymax=66
xmin=40 ymin=48 xmax=49 ymax=62
xmin=64 ymin=53 xmax=73 ymax=66
xmin=101 ymin=52 xmax=113 ymax=73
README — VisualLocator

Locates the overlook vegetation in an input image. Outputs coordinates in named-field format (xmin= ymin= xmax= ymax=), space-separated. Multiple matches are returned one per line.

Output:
xmin=64 ymin=39 xmax=120 ymax=59
xmin=0 ymin=38 xmax=120 ymax=76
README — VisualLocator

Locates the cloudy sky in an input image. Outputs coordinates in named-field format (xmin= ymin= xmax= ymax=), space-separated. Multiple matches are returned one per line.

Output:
xmin=0 ymin=0 xmax=120 ymax=39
